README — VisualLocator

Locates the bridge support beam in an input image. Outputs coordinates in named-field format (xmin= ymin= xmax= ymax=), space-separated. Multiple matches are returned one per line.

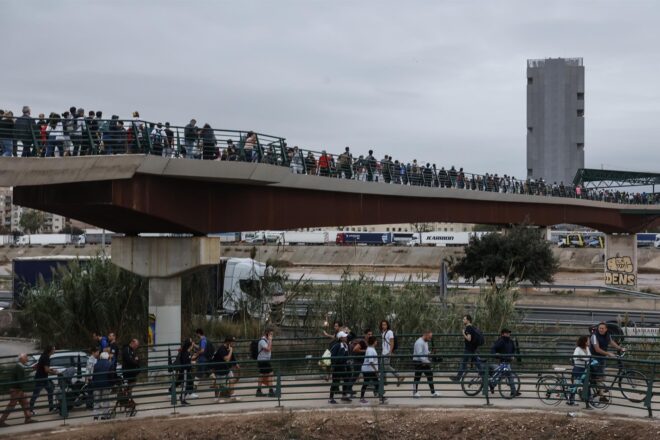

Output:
xmin=604 ymin=234 xmax=637 ymax=288
xmin=111 ymin=236 xmax=221 ymax=367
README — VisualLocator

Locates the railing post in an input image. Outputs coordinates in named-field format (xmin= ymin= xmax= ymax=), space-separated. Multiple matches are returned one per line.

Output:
xmin=378 ymin=355 xmax=385 ymax=400
xmin=276 ymin=371 xmax=282 ymax=407
xmin=170 ymin=368 xmax=177 ymax=413
xmin=581 ymin=364 xmax=591 ymax=409
xmin=644 ymin=363 xmax=654 ymax=418
xmin=481 ymin=358 xmax=491 ymax=406
xmin=59 ymin=378 xmax=69 ymax=423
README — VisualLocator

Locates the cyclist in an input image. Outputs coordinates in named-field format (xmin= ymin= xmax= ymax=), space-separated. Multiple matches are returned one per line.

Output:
xmin=489 ymin=328 xmax=520 ymax=397
xmin=589 ymin=322 xmax=625 ymax=403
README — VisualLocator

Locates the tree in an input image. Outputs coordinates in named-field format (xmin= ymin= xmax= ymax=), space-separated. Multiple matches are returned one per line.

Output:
xmin=18 ymin=257 xmax=148 ymax=348
xmin=19 ymin=209 xmax=45 ymax=234
xmin=454 ymin=226 xmax=559 ymax=294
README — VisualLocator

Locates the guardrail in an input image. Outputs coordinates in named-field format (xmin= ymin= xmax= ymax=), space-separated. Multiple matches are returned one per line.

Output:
xmin=1 ymin=117 xmax=657 ymax=206
xmin=0 ymin=351 xmax=657 ymax=429
xmin=3 ymin=332 xmax=660 ymax=371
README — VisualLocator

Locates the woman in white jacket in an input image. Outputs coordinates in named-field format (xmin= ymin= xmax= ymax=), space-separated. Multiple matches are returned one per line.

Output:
xmin=568 ymin=335 xmax=591 ymax=405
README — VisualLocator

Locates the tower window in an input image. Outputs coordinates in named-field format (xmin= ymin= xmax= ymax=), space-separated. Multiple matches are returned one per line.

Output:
xmin=577 ymin=109 xmax=584 ymax=117
xmin=527 ymin=127 xmax=533 ymax=133
xmin=527 ymin=77 xmax=533 ymax=85
xmin=577 ymin=92 xmax=584 ymax=100
xmin=577 ymin=143 xmax=584 ymax=150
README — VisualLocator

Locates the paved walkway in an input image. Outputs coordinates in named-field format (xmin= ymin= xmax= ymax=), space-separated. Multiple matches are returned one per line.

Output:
xmin=1 ymin=372 xmax=657 ymax=437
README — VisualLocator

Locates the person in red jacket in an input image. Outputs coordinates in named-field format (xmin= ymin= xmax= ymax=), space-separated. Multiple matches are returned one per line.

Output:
xmin=318 ymin=150 xmax=330 ymax=177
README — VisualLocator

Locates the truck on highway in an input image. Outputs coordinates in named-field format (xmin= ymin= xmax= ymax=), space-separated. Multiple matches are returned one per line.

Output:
xmin=78 ymin=229 xmax=119 ymax=245
xmin=408 ymin=232 xmax=472 ymax=247
xmin=655 ymin=235 xmax=660 ymax=249
xmin=637 ymin=233 xmax=659 ymax=248
xmin=335 ymin=232 xmax=392 ymax=245
xmin=216 ymin=257 xmax=285 ymax=318
xmin=16 ymin=234 xmax=74 ymax=246
xmin=281 ymin=231 xmax=328 ymax=245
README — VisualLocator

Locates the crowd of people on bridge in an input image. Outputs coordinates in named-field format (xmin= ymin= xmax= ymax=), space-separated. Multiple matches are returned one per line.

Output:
xmin=1 ymin=105 xmax=657 ymax=206
xmin=0 ymin=316 xmax=629 ymax=428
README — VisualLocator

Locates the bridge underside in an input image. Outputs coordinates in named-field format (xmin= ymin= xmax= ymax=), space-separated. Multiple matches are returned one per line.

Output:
xmin=12 ymin=173 xmax=660 ymax=234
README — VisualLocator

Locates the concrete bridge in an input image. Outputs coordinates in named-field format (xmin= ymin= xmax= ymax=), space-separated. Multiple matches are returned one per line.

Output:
xmin=0 ymin=155 xmax=658 ymax=235
xmin=2 ymin=155 xmax=657 ymax=357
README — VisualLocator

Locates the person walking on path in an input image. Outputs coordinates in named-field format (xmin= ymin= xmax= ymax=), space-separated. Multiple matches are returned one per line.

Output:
xmin=328 ymin=331 xmax=351 ymax=404
xmin=380 ymin=320 xmax=404 ymax=386
xmin=451 ymin=315 xmax=483 ymax=382
xmin=412 ymin=331 xmax=440 ymax=398
xmin=29 ymin=346 xmax=56 ymax=415
xmin=359 ymin=336 xmax=386 ymax=404
xmin=256 ymin=329 xmax=275 ymax=398
xmin=0 ymin=354 xmax=35 ymax=427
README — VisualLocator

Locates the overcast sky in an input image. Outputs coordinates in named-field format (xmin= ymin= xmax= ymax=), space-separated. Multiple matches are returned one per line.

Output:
xmin=2 ymin=0 xmax=659 ymax=178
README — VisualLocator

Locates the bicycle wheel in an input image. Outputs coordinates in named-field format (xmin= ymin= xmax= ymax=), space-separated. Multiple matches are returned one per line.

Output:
xmin=588 ymin=383 xmax=611 ymax=409
xmin=535 ymin=375 xmax=563 ymax=406
xmin=460 ymin=369 xmax=483 ymax=396
xmin=618 ymin=370 xmax=648 ymax=403
xmin=498 ymin=371 xmax=521 ymax=399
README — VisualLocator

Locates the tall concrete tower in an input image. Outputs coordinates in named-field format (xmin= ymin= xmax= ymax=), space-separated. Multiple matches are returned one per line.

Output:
xmin=526 ymin=58 xmax=585 ymax=185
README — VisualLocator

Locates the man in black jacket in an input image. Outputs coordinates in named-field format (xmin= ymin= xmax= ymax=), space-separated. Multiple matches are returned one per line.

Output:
xmin=14 ymin=106 xmax=38 ymax=157
xmin=121 ymin=339 xmax=140 ymax=394
xmin=489 ymin=329 xmax=520 ymax=396
xmin=328 ymin=331 xmax=350 ymax=404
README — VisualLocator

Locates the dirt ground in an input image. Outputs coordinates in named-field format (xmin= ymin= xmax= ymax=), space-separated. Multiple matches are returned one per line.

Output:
xmin=14 ymin=408 xmax=660 ymax=440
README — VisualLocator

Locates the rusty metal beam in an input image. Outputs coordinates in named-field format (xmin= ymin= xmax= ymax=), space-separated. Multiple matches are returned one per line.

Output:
xmin=12 ymin=174 xmax=660 ymax=234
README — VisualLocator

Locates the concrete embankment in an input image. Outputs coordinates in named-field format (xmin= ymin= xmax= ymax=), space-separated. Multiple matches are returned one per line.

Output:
xmin=1 ymin=244 xmax=659 ymax=273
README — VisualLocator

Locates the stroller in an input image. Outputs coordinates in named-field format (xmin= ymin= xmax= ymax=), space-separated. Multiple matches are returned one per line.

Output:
xmin=55 ymin=367 xmax=90 ymax=412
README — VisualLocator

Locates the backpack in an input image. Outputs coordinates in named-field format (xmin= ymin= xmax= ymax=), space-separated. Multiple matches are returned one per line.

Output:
xmin=390 ymin=332 xmax=398 ymax=353
xmin=203 ymin=339 xmax=215 ymax=360
xmin=472 ymin=327 xmax=485 ymax=347
xmin=250 ymin=338 xmax=265 ymax=360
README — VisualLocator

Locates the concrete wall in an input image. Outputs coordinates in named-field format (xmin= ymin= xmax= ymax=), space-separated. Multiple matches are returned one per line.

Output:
xmin=605 ymin=235 xmax=638 ymax=286
xmin=527 ymin=58 xmax=585 ymax=185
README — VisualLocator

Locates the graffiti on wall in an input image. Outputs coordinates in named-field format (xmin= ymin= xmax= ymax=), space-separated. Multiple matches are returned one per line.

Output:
xmin=605 ymin=256 xmax=636 ymax=286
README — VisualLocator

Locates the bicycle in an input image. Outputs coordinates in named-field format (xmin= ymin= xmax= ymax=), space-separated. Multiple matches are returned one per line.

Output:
xmin=604 ymin=351 xmax=648 ymax=403
xmin=461 ymin=360 xmax=520 ymax=399
xmin=535 ymin=360 xmax=611 ymax=409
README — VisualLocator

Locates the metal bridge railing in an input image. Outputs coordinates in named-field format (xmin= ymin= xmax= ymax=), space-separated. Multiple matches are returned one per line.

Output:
xmin=1 ymin=117 xmax=657 ymax=206
xmin=0 ymin=351 xmax=657 ymax=429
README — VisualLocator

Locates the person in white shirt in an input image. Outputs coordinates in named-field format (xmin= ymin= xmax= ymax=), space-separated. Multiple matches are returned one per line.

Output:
xmin=568 ymin=335 xmax=591 ymax=405
xmin=380 ymin=320 xmax=404 ymax=386
xmin=359 ymin=336 xmax=386 ymax=404
xmin=412 ymin=331 xmax=440 ymax=398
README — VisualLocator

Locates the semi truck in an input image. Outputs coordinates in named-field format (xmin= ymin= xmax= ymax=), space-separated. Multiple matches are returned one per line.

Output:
xmin=16 ymin=234 xmax=74 ymax=246
xmin=281 ymin=231 xmax=328 ymax=245
xmin=335 ymin=232 xmax=392 ymax=245
xmin=408 ymin=232 xmax=472 ymax=247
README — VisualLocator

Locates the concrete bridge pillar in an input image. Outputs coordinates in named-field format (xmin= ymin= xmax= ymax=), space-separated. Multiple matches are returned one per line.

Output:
xmin=604 ymin=234 xmax=637 ymax=288
xmin=111 ymin=236 xmax=221 ymax=366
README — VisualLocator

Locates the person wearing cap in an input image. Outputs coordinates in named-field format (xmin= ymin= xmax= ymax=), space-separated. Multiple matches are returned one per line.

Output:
xmin=92 ymin=351 xmax=112 ymax=420
xmin=328 ymin=331 xmax=351 ymax=404
xmin=489 ymin=328 xmax=520 ymax=397
xmin=212 ymin=336 xmax=240 ymax=402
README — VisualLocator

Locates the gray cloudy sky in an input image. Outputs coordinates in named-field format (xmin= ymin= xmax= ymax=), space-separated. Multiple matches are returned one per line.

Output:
xmin=2 ymin=0 xmax=659 ymax=177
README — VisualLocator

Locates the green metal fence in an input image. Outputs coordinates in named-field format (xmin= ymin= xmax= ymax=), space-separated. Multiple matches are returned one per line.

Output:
xmin=0 ymin=351 xmax=658 ymax=429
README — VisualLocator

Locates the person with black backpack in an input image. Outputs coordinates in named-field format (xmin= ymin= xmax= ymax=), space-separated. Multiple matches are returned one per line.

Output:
xmin=451 ymin=314 xmax=484 ymax=382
